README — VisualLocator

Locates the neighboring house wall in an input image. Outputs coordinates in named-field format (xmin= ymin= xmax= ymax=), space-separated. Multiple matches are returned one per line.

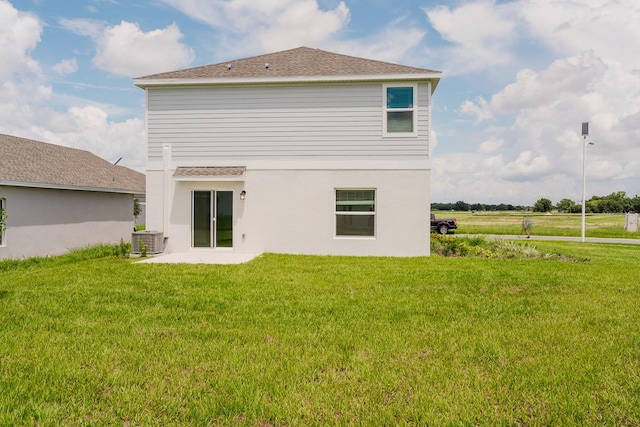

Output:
xmin=0 ymin=186 xmax=135 ymax=260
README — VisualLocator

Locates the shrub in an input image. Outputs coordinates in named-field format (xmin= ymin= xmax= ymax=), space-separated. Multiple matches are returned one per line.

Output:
xmin=117 ymin=238 xmax=132 ymax=258
xmin=431 ymin=235 xmax=585 ymax=261
xmin=430 ymin=234 xmax=471 ymax=257
xmin=138 ymin=239 xmax=148 ymax=257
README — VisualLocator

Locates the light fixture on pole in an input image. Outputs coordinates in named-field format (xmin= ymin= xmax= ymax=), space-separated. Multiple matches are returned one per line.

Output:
xmin=581 ymin=122 xmax=594 ymax=242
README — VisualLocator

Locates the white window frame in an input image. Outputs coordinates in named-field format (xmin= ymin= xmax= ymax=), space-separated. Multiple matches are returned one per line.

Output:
xmin=335 ymin=188 xmax=376 ymax=238
xmin=383 ymin=83 xmax=417 ymax=137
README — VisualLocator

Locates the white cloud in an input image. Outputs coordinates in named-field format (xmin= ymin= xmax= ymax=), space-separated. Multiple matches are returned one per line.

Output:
xmin=490 ymin=52 xmax=607 ymax=114
xmin=0 ymin=1 xmax=50 ymax=116
xmin=461 ymin=51 xmax=609 ymax=123
xmin=38 ymin=106 xmax=145 ymax=170
xmin=0 ymin=98 xmax=146 ymax=172
xmin=424 ymin=0 xmax=517 ymax=74
xmin=479 ymin=137 xmax=504 ymax=154
xmin=3 ymin=0 xmax=640 ymax=203
xmin=460 ymin=97 xmax=493 ymax=123
xmin=432 ymin=152 xmax=577 ymax=204
xmin=0 ymin=3 xmax=146 ymax=172
xmin=427 ymin=0 xmax=640 ymax=204
xmin=159 ymin=0 xmax=351 ymax=57
xmin=59 ymin=17 xmax=105 ymax=38
xmin=336 ymin=17 xmax=426 ymax=65
xmin=93 ymin=21 xmax=195 ymax=77
xmin=158 ymin=0 xmax=428 ymax=67
xmin=52 ymin=58 xmax=78 ymax=75
xmin=0 ymin=1 xmax=42 ymax=80
xmin=256 ymin=1 xmax=350 ymax=52
xmin=59 ymin=16 xmax=195 ymax=77
xmin=498 ymin=150 xmax=551 ymax=179
xmin=519 ymin=0 xmax=640 ymax=69
xmin=424 ymin=0 xmax=640 ymax=75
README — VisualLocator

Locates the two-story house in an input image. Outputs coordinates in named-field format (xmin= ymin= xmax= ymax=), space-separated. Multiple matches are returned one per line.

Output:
xmin=134 ymin=47 xmax=441 ymax=257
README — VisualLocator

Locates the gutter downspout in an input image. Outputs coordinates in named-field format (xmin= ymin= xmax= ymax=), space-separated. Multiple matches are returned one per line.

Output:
xmin=163 ymin=144 xmax=171 ymax=237
xmin=427 ymin=80 xmax=433 ymax=257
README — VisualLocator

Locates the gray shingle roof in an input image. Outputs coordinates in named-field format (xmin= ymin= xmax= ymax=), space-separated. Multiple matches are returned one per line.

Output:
xmin=135 ymin=46 xmax=440 ymax=83
xmin=0 ymin=133 xmax=145 ymax=194
xmin=174 ymin=167 xmax=246 ymax=177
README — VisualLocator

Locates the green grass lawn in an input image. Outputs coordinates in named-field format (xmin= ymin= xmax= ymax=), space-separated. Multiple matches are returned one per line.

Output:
xmin=2 ymin=244 xmax=640 ymax=425
xmin=442 ymin=210 xmax=640 ymax=239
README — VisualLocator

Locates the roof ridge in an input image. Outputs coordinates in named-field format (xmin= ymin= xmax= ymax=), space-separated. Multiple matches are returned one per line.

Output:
xmin=135 ymin=46 xmax=315 ymax=80
xmin=135 ymin=46 xmax=441 ymax=81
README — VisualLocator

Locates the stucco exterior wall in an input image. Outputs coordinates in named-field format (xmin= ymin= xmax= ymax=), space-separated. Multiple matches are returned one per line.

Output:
xmin=242 ymin=169 xmax=431 ymax=256
xmin=0 ymin=186 xmax=136 ymax=260
xmin=151 ymin=167 xmax=430 ymax=257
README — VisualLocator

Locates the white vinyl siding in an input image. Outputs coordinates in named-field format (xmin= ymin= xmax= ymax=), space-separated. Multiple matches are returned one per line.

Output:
xmin=146 ymin=83 xmax=430 ymax=162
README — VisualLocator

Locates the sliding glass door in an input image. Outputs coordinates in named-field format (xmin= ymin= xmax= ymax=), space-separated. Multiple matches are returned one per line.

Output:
xmin=192 ymin=190 xmax=233 ymax=248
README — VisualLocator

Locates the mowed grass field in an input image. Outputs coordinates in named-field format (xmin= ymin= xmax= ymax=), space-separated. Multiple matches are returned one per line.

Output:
xmin=441 ymin=210 xmax=640 ymax=239
xmin=1 ymin=241 xmax=640 ymax=426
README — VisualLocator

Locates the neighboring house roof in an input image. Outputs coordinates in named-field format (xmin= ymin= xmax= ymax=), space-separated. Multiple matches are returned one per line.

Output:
xmin=0 ymin=133 xmax=145 ymax=194
xmin=134 ymin=46 xmax=441 ymax=90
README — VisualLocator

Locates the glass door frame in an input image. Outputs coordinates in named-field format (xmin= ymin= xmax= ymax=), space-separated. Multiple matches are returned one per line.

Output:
xmin=191 ymin=190 xmax=233 ymax=248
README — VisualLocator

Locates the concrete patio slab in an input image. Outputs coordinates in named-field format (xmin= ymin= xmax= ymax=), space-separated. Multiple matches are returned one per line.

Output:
xmin=135 ymin=251 xmax=261 ymax=265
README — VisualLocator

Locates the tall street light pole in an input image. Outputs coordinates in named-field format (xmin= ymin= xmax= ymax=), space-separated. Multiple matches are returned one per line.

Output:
xmin=581 ymin=122 xmax=594 ymax=242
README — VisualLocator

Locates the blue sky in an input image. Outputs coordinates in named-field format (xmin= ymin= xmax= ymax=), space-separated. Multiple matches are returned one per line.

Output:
xmin=2 ymin=0 xmax=639 ymax=205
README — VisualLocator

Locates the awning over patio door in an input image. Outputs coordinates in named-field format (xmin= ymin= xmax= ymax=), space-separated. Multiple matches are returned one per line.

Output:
xmin=173 ymin=166 xmax=246 ymax=181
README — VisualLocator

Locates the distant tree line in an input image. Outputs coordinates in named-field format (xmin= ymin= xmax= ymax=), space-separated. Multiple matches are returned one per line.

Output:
xmin=433 ymin=191 xmax=640 ymax=214
xmin=431 ymin=201 xmax=530 ymax=212
xmin=555 ymin=191 xmax=640 ymax=214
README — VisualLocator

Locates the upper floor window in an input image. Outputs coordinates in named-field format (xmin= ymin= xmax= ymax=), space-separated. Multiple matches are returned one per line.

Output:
xmin=384 ymin=84 xmax=417 ymax=137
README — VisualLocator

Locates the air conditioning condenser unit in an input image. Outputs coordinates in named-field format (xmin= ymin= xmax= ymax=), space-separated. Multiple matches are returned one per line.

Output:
xmin=132 ymin=231 xmax=164 ymax=254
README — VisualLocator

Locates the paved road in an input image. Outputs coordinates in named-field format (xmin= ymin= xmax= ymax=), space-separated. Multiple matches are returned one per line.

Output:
xmin=455 ymin=234 xmax=640 ymax=245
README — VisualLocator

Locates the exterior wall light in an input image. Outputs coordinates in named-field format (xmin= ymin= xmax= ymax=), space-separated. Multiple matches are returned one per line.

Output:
xmin=240 ymin=190 xmax=246 ymax=200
